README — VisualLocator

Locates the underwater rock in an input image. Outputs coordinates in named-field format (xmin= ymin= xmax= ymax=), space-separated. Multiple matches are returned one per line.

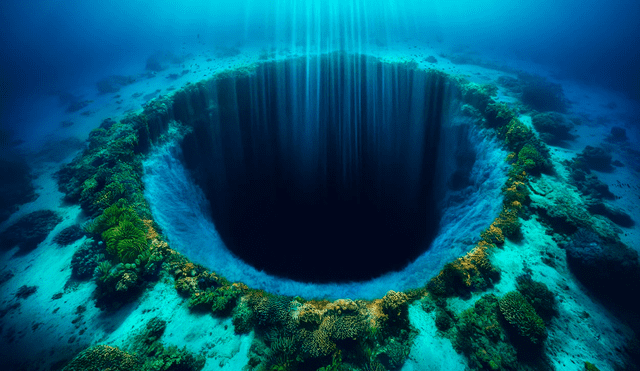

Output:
xmin=65 ymin=100 xmax=91 ymax=113
xmin=0 ymin=270 xmax=14 ymax=286
xmin=15 ymin=285 xmax=38 ymax=299
xmin=567 ymin=157 xmax=616 ymax=201
xmin=531 ymin=111 xmax=576 ymax=144
xmin=606 ymin=126 xmax=627 ymax=143
xmin=563 ymin=229 xmax=640 ymax=307
xmin=517 ymin=72 xmax=569 ymax=113
xmin=32 ymin=137 xmax=84 ymax=163
xmin=0 ymin=157 xmax=37 ymax=224
xmin=515 ymin=274 xmax=557 ymax=323
xmin=145 ymin=51 xmax=186 ymax=72
xmin=96 ymin=75 xmax=137 ymax=94
xmin=0 ymin=210 xmax=61 ymax=252
xmin=53 ymin=225 xmax=85 ymax=246
xmin=576 ymin=145 xmax=613 ymax=172
xmin=587 ymin=202 xmax=634 ymax=228
xmin=71 ymin=238 xmax=102 ymax=280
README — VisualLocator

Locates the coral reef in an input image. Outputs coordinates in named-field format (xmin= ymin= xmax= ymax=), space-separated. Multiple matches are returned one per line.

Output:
xmin=55 ymin=117 xmax=148 ymax=217
xmin=63 ymin=317 xmax=205 ymax=371
xmin=63 ymin=345 xmax=141 ymax=371
xmin=517 ymin=72 xmax=569 ymax=113
xmin=516 ymin=143 xmax=551 ymax=175
xmin=498 ymin=291 xmax=547 ymax=345
xmin=562 ymin=228 xmax=640 ymax=309
xmin=0 ymin=156 xmax=37 ymax=224
xmin=427 ymin=240 xmax=500 ymax=298
xmin=453 ymin=294 xmax=518 ymax=370
xmin=96 ymin=75 xmax=137 ymax=94
xmin=515 ymin=274 xmax=557 ymax=323
xmin=53 ymin=224 xmax=85 ymax=246
xmin=237 ymin=290 xmax=415 ymax=370
xmin=87 ymin=201 xmax=150 ymax=264
xmin=574 ymin=145 xmax=613 ymax=172
xmin=605 ymin=127 xmax=627 ymax=143
xmin=70 ymin=238 xmax=103 ymax=279
xmin=531 ymin=112 xmax=576 ymax=144
xmin=587 ymin=202 xmax=634 ymax=228
xmin=0 ymin=210 xmax=61 ymax=252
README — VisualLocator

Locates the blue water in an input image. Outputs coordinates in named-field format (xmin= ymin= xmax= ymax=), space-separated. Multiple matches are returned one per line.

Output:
xmin=1 ymin=0 xmax=639 ymax=137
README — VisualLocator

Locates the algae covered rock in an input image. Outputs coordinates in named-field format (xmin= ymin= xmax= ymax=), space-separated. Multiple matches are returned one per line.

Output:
xmin=563 ymin=228 xmax=640 ymax=307
xmin=498 ymin=291 xmax=547 ymax=345
xmin=531 ymin=111 xmax=576 ymax=144
xmin=0 ymin=210 xmax=61 ymax=252
xmin=0 ymin=156 xmax=37 ymax=224
xmin=63 ymin=345 xmax=141 ymax=371
xmin=53 ymin=224 xmax=85 ymax=246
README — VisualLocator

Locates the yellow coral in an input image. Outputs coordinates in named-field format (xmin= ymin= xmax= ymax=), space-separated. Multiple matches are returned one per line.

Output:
xmin=480 ymin=223 xmax=505 ymax=245
xmin=142 ymin=219 xmax=158 ymax=240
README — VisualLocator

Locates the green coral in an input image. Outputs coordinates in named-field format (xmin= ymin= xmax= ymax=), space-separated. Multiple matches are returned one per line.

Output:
xmin=498 ymin=291 xmax=547 ymax=345
xmin=63 ymin=345 xmax=142 ymax=371
xmin=459 ymin=82 xmax=498 ymax=112
xmin=453 ymin=294 xmax=517 ymax=371
xmin=584 ymin=361 xmax=601 ymax=371
xmin=141 ymin=345 xmax=204 ymax=371
xmin=516 ymin=143 xmax=547 ymax=174
xmin=515 ymin=275 xmax=557 ymax=322
xmin=503 ymin=119 xmax=532 ymax=152
xmin=102 ymin=219 xmax=148 ymax=264
xmin=87 ymin=201 xmax=148 ymax=264
xmin=188 ymin=284 xmax=244 ymax=315
xmin=376 ymin=338 xmax=410 ymax=370
xmin=485 ymin=102 xmax=516 ymax=129
xmin=434 ymin=307 xmax=454 ymax=331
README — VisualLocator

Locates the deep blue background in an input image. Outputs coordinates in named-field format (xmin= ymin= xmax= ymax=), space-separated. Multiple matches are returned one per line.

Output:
xmin=1 ymin=0 xmax=639 ymax=133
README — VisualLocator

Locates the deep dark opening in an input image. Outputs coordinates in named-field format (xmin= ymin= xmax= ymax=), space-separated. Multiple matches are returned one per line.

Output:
xmin=173 ymin=53 xmax=458 ymax=283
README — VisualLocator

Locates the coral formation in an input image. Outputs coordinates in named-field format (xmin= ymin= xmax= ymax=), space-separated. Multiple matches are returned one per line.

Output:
xmin=63 ymin=317 xmax=205 ymax=371
xmin=63 ymin=345 xmax=141 ymax=371
xmin=88 ymin=201 xmax=149 ymax=263
xmin=70 ymin=238 xmax=103 ymax=279
xmin=427 ymin=240 xmax=500 ymax=298
xmin=498 ymin=291 xmax=547 ymax=345
xmin=0 ymin=156 xmax=37 ymax=224
xmin=531 ymin=111 xmax=576 ymax=144
xmin=0 ymin=210 xmax=61 ymax=252
xmin=53 ymin=224 xmax=85 ymax=246
xmin=574 ymin=145 xmax=613 ymax=172
xmin=453 ymin=294 xmax=518 ymax=370
xmin=516 ymin=72 xmax=569 ymax=113
xmin=515 ymin=274 xmax=557 ymax=323
xmin=562 ymin=228 xmax=640 ymax=308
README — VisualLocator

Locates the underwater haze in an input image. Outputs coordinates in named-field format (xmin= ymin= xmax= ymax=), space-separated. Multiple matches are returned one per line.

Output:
xmin=2 ymin=1 xmax=640 ymax=371
xmin=2 ymin=0 xmax=640 ymax=132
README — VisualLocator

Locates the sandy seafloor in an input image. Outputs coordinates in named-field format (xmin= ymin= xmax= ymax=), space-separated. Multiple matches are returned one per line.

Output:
xmin=1 ymin=42 xmax=639 ymax=371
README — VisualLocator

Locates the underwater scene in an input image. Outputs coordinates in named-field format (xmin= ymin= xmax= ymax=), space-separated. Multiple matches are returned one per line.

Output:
xmin=1 ymin=0 xmax=640 ymax=370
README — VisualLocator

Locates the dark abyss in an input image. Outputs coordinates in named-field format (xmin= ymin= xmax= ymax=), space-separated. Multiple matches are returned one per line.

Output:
xmin=174 ymin=53 xmax=457 ymax=283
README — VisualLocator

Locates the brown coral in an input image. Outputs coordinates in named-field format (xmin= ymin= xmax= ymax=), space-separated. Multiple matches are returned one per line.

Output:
xmin=480 ymin=223 xmax=505 ymax=245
